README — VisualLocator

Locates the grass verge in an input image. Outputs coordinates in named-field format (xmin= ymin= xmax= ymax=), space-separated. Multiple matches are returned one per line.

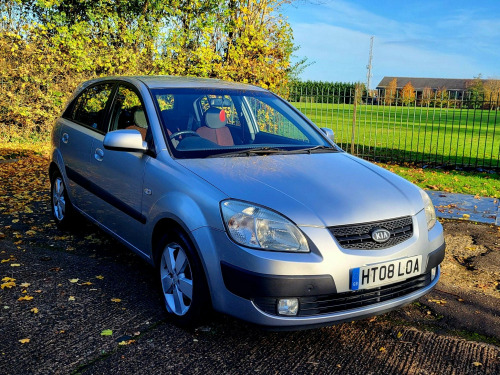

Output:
xmin=378 ymin=162 xmax=499 ymax=197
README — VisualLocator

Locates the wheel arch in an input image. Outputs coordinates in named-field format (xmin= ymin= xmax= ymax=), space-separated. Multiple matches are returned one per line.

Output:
xmin=49 ymin=161 xmax=60 ymax=180
xmin=151 ymin=215 xmax=215 ymax=308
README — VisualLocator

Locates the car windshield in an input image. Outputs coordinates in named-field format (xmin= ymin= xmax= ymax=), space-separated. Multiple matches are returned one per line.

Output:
xmin=151 ymin=88 xmax=336 ymax=158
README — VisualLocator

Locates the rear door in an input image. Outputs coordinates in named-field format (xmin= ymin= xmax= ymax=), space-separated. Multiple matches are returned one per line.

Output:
xmin=59 ymin=82 xmax=114 ymax=212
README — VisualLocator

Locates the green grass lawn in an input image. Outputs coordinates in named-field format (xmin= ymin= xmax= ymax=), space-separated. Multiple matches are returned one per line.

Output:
xmin=292 ymin=102 xmax=500 ymax=169
xmin=377 ymin=162 xmax=499 ymax=198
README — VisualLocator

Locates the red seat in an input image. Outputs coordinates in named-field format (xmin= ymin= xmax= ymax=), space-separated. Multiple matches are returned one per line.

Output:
xmin=196 ymin=108 xmax=234 ymax=146
xmin=126 ymin=109 xmax=148 ymax=140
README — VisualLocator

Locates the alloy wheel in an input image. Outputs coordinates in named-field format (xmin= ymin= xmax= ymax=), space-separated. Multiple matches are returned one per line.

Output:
xmin=52 ymin=177 xmax=66 ymax=221
xmin=160 ymin=243 xmax=193 ymax=316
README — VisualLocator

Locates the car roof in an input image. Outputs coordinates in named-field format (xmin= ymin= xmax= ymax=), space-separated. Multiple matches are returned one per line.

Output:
xmin=82 ymin=75 xmax=268 ymax=92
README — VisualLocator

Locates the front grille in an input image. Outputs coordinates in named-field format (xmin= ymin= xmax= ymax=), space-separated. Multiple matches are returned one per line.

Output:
xmin=253 ymin=272 xmax=431 ymax=317
xmin=329 ymin=216 xmax=413 ymax=250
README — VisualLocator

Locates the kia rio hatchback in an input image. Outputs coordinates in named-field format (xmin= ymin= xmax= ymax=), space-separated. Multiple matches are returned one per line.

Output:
xmin=49 ymin=76 xmax=445 ymax=329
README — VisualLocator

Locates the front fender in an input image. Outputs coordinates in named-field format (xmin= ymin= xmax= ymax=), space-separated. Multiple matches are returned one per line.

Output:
xmin=147 ymin=191 xmax=213 ymax=234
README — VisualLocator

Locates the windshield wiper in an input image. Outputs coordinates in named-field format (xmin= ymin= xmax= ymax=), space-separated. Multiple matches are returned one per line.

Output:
xmin=206 ymin=147 xmax=287 ymax=158
xmin=289 ymin=145 xmax=337 ymax=154
xmin=206 ymin=145 xmax=336 ymax=158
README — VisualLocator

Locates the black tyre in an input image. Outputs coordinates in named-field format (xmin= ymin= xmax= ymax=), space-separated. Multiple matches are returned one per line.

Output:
xmin=157 ymin=230 xmax=210 ymax=328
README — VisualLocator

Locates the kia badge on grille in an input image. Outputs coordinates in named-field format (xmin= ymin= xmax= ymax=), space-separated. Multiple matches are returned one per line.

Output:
xmin=371 ymin=228 xmax=391 ymax=243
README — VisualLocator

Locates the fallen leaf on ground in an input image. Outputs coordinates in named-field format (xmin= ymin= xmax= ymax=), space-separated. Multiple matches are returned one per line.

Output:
xmin=472 ymin=362 xmax=482 ymax=367
xmin=30 ymin=307 xmax=39 ymax=314
xmin=18 ymin=295 xmax=33 ymax=301
xmin=118 ymin=340 xmax=135 ymax=346
xmin=19 ymin=338 xmax=30 ymax=344
xmin=10 ymin=263 xmax=21 ymax=267
xmin=428 ymin=298 xmax=447 ymax=305
xmin=2 ymin=277 xmax=15 ymax=282
xmin=111 ymin=298 xmax=121 ymax=303
xmin=1 ymin=281 xmax=16 ymax=289
xmin=20 ymin=282 xmax=30 ymax=288
xmin=101 ymin=329 xmax=113 ymax=336
xmin=69 ymin=279 xmax=79 ymax=283
xmin=68 ymin=296 xmax=75 ymax=301
xmin=80 ymin=282 xmax=92 ymax=286
xmin=379 ymin=347 xmax=386 ymax=352
xmin=95 ymin=275 xmax=104 ymax=280
xmin=397 ymin=331 xmax=403 ymax=339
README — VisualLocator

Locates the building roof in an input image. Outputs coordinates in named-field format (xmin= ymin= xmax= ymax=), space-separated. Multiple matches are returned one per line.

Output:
xmin=376 ymin=77 xmax=475 ymax=91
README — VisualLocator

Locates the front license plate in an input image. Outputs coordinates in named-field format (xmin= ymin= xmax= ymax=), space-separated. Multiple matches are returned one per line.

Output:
xmin=350 ymin=255 xmax=422 ymax=291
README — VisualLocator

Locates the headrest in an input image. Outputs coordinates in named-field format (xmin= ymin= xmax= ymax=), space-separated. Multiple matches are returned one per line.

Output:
xmin=134 ymin=109 xmax=147 ymax=128
xmin=204 ymin=107 xmax=227 ymax=129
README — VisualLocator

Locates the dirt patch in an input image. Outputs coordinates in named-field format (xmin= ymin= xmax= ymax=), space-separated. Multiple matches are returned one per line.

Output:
xmin=441 ymin=220 xmax=500 ymax=297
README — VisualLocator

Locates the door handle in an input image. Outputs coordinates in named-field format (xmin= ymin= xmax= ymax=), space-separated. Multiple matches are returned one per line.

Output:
xmin=61 ymin=133 xmax=69 ymax=144
xmin=94 ymin=148 xmax=104 ymax=162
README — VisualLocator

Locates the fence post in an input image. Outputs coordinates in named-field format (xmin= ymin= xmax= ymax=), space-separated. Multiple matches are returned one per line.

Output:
xmin=351 ymin=87 xmax=357 ymax=155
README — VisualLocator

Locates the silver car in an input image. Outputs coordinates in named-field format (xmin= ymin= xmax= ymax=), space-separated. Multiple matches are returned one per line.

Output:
xmin=49 ymin=76 xmax=445 ymax=329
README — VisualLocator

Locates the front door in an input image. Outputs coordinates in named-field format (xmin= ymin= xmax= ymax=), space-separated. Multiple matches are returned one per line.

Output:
xmin=88 ymin=84 xmax=152 ymax=253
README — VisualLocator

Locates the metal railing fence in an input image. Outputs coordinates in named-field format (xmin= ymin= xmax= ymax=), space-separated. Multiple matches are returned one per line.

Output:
xmin=278 ymin=87 xmax=500 ymax=170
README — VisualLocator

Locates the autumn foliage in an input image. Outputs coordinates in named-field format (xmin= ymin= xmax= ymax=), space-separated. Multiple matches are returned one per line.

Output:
xmin=0 ymin=0 xmax=299 ymax=141
xmin=400 ymin=81 xmax=416 ymax=106
xmin=384 ymin=78 xmax=397 ymax=105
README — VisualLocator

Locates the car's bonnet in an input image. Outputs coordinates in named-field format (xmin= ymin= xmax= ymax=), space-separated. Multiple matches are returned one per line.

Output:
xmin=176 ymin=152 xmax=424 ymax=227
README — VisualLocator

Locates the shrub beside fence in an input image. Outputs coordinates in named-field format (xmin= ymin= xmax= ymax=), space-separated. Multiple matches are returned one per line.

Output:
xmin=280 ymin=87 xmax=500 ymax=170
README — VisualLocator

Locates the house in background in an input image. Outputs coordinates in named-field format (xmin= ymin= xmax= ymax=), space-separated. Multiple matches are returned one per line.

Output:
xmin=376 ymin=77 xmax=475 ymax=98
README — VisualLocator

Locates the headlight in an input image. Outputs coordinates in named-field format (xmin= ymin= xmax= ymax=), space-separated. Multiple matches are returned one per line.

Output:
xmin=220 ymin=200 xmax=309 ymax=252
xmin=419 ymin=189 xmax=437 ymax=230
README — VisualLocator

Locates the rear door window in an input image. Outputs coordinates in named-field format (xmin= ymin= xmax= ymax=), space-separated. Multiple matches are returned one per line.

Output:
xmin=69 ymin=83 xmax=114 ymax=131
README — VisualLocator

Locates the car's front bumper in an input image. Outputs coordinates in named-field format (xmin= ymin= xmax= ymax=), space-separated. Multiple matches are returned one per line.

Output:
xmin=190 ymin=210 xmax=445 ymax=328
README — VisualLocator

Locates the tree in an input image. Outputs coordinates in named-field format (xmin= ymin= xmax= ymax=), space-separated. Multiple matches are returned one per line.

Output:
xmin=384 ymin=78 xmax=397 ymax=105
xmin=483 ymin=79 xmax=500 ymax=109
xmin=466 ymin=75 xmax=485 ymax=109
xmin=400 ymin=81 xmax=416 ymax=106
xmin=435 ymin=87 xmax=449 ymax=107
xmin=0 ymin=0 xmax=302 ymax=138
xmin=160 ymin=0 xmax=297 ymax=90
xmin=421 ymin=86 xmax=433 ymax=106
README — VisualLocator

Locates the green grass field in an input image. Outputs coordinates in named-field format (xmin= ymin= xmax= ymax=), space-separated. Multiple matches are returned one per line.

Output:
xmin=291 ymin=102 xmax=500 ymax=169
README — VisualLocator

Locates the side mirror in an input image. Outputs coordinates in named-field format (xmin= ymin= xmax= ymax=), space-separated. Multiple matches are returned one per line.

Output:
xmin=103 ymin=129 xmax=148 ymax=153
xmin=320 ymin=127 xmax=335 ymax=142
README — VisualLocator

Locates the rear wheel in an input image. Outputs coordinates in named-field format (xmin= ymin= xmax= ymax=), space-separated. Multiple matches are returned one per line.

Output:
xmin=157 ymin=230 xmax=210 ymax=327
xmin=50 ymin=171 xmax=75 ymax=229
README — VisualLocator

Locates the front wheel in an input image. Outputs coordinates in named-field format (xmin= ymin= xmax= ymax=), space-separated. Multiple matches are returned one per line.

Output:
xmin=158 ymin=231 xmax=210 ymax=327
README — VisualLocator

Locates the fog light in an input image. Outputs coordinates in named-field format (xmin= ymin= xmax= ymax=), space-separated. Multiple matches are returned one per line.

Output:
xmin=277 ymin=298 xmax=299 ymax=316
xmin=431 ymin=267 xmax=437 ymax=281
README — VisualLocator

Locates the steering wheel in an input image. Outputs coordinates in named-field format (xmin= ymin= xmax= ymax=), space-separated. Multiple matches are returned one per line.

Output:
xmin=169 ymin=130 xmax=201 ymax=140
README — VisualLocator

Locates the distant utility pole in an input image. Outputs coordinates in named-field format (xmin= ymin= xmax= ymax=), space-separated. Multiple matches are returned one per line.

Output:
xmin=366 ymin=36 xmax=374 ymax=91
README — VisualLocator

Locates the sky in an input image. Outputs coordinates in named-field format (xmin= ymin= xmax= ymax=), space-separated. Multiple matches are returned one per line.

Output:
xmin=282 ymin=0 xmax=500 ymax=88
